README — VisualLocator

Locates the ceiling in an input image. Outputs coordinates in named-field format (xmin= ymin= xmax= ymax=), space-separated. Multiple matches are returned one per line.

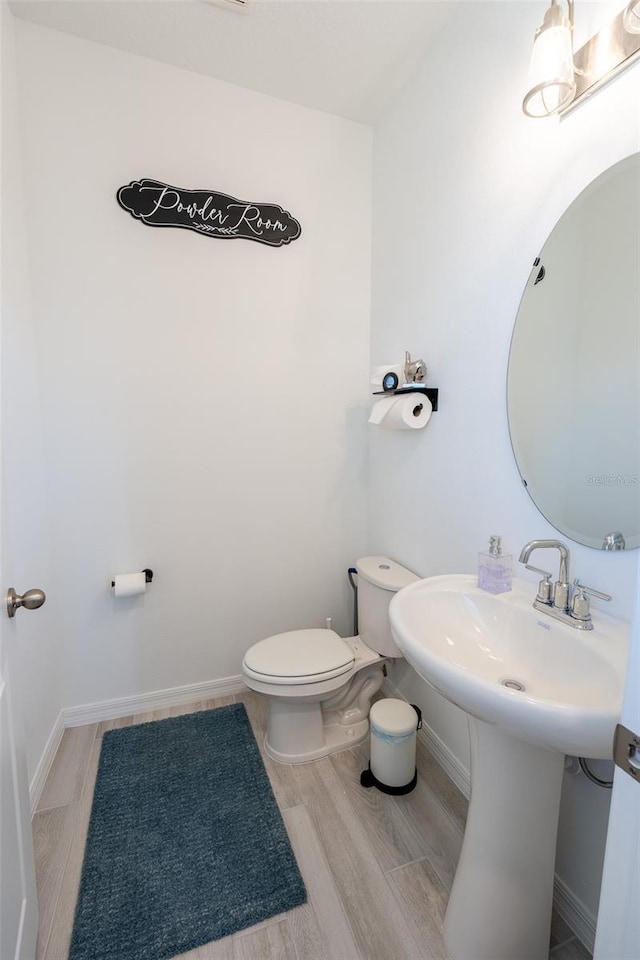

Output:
xmin=9 ymin=0 xmax=454 ymax=125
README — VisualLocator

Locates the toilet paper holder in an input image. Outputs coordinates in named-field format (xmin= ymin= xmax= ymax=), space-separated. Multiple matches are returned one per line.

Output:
xmin=372 ymin=386 xmax=439 ymax=411
xmin=111 ymin=568 xmax=154 ymax=588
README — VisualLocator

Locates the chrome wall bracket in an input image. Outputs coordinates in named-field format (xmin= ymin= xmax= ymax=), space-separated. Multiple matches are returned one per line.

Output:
xmin=613 ymin=722 xmax=640 ymax=782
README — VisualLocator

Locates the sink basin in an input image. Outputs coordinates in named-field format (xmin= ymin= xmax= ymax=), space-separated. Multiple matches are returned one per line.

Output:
xmin=389 ymin=574 xmax=629 ymax=960
xmin=389 ymin=574 xmax=628 ymax=758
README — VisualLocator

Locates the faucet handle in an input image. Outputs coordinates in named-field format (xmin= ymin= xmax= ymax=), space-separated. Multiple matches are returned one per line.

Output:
xmin=571 ymin=578 xmax=612 ymax=623
xmin=525 ymin=564 xmax=553 ymax=603
xmin=572 ymin=579 xmax=612 ymax=602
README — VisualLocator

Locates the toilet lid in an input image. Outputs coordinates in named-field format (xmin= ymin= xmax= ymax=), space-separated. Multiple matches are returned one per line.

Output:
xmin=243 ymin=629 xmax=355 ymax=684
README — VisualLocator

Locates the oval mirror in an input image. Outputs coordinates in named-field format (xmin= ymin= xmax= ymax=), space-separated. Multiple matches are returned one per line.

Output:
xmin=507 ymin=154 xmax=640 ymax=550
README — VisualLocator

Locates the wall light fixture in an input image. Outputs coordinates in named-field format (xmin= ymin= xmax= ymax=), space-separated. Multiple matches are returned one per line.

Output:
xmin=523 ymin=0 xmax=640 ymax=117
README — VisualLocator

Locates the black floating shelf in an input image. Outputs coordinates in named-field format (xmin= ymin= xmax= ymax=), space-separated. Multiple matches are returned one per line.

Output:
xmin=372 ymin=386 xmax=439 ymax=411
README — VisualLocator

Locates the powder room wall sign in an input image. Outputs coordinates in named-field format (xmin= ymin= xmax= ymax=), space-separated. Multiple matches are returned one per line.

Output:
xmin=117 ymin=179 xmax=302 ymax=247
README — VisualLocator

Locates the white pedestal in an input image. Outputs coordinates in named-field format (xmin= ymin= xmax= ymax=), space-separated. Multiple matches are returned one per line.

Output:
xmin=443 ymin=718 xmax=565 ymax=960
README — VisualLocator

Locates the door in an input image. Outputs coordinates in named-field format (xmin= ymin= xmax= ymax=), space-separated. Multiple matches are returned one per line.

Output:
xmin=0 ymin=624 xmax=39 ymax=960
xmin=0 ymin=6 xmax=40 ymax=954
xmin=594 ymin=567 xmax=640 ymax=960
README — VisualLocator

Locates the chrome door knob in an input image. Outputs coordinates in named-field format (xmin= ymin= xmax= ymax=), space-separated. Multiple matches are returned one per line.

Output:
xmin=6 ymin=587 xmax=46 ymax=618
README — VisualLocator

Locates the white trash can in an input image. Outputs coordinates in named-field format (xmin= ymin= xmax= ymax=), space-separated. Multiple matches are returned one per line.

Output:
xmin=360 ymin=698 xmax=421 ymax=795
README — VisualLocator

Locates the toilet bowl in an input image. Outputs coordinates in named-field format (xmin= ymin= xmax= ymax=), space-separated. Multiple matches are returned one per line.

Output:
xmin=241 ymin=556 xmax=418 ymax=763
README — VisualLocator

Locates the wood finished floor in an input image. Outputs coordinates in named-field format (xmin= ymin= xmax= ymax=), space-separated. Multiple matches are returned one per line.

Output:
xmin=32 ymin=690 xmax=592 ymax=960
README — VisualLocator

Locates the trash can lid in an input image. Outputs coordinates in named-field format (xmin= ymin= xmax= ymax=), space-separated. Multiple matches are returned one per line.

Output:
xmin=370 ymin=698 xmax=418 ymax=737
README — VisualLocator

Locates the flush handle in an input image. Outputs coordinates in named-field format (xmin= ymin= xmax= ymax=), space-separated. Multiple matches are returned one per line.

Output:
xmin=6 ymin=587 xmax=46 ymax=619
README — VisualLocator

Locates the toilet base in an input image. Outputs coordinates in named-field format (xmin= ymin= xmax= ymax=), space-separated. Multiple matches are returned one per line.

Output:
xmin=262 ymin=662 xmax=385 ymax=764
xmin=265 ymin=713 xmax=369 ymax=764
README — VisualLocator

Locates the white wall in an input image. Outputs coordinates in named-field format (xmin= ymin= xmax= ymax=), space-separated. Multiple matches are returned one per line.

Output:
xmin=8 ymin=0 xmax=640 ymax=935
xmin=370 ymin=0 xmax=640 ymax=928
xmin=1 ymin=5 xmax=64 ymax=781
xmin=14 ymin=20 xmax=372 ymax=710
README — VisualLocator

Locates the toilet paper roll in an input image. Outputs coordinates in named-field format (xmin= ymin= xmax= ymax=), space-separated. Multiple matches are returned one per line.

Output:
xmin=381 ymin=394 xmax=432 ymax=430
xmin=368 ymin=396 xmax=399 ymax=425
xmin=112 ymin=572 xmax=147 ymax=597
xmin=371 ymin=363 xmax=404 ymax=390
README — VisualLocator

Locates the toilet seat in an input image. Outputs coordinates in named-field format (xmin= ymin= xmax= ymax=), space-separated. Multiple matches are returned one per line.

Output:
xmin=242 ymin=628 xmax=355 ymax=685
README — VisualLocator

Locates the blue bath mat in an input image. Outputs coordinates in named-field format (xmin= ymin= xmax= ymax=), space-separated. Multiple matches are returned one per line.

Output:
xmin=70 ymin=703 xmax=306 ymax=960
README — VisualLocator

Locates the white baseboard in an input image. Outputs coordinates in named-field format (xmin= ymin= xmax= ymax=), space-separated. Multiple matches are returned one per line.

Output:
xmin=382 ymin=678 xmax=596 ymax=953
xmin=62 ymin=674 xmax=246 ymax=728
xmin=30 ymin=675 xmax=245 ymax=813
xmin=417 ymin=717 xmax=471 ymax=801
xmin=29 ymin=710 xmax=65 ymax=815
xmin=383 ymin=676 xmax=471 ymax=799
xmin=553 ymin=874 xmax=597 ymax=954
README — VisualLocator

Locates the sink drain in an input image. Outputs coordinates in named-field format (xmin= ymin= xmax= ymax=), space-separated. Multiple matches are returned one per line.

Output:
xmin=501 ymin=678 xmax=526 ymax=692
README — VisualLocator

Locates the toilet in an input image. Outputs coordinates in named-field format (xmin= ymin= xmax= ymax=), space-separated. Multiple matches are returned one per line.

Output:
xmin=241 ymin=556 xmax=418 ymax=763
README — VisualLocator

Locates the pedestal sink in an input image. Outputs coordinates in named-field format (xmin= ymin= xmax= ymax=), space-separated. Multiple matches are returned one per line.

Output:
xmin=389 ymin=574 xmax=629 ymax=960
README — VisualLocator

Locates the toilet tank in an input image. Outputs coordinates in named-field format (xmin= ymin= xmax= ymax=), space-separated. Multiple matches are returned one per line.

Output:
xmin=356 ymin=556 xmax=419 ymax=657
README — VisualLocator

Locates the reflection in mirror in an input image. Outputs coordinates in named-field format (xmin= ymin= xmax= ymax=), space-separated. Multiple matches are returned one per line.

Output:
xmin=508 ymin=154 xmax=640 ymax=550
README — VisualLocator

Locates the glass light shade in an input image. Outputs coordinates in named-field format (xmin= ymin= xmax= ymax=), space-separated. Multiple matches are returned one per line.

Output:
xmin=623 ymin=0 xmax=640 ymax=34
xmin=523 ymin=14 xmax=576 ymax=117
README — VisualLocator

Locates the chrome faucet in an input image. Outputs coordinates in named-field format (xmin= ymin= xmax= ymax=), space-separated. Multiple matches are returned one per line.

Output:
xmin=519 ymin=539 xmax=571 ymax=610
xmin=518 ymin=538 xmax=611 ymax=630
